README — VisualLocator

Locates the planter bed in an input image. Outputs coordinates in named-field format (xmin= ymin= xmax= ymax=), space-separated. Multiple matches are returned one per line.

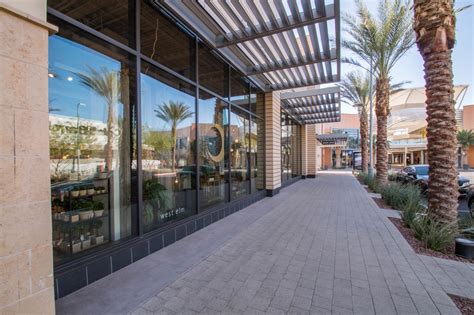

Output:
xmin=449 ymin=294 xmax=474 ymax=315
xmin=372 ymin=197 xmax=392 ymax=210
xmin=389 ymin=217 xmax=474 ymax=263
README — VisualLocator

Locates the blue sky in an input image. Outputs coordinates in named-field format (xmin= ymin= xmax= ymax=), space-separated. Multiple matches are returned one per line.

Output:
xmin=340 ymin=0 xmax=474 ymax=113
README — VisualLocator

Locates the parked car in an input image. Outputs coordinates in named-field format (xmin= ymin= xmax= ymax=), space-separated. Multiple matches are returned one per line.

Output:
xmin=468 ymin=188 xmax=474 ymax=215
xmin=395 ymin=164 xmax=470 ymax=196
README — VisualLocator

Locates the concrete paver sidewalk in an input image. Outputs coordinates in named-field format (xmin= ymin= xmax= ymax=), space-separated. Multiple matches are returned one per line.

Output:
xmin=58 ymin=172 xmax=474 ymax=314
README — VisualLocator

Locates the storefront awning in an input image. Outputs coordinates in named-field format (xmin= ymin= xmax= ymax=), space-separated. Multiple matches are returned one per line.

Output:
xmin=159 ymin=0 xmax=340 ymax=91
xmin=317 ymin=133 xmax=347 ymax=146
xmin=280 ymin=86 xmax=340 ymax=124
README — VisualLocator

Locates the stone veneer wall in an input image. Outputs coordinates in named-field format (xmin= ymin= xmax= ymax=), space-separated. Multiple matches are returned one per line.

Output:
xmin=301 ymin=125 xmax=308 ymax=176
xmin=0 ymin=3 xmax=57 ymax=313
xmin=263 ymin=92 xmax=281 ymax=192
xmin=306 ymin=124 xmax=317 ymax=176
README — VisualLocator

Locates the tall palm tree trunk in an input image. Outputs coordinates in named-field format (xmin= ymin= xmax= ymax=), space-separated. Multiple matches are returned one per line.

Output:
xmin=414 ymin=0 xmax=458 ymax=225
xmin=106 ymin=102 xmax=114 ymax=171
xmin=171 ymin=125 xmax=176 ymax=172
xmin=375 ymin=77 xmax=390 ymax=184
xmin=360 ymin=108 xmax=369 ymax=173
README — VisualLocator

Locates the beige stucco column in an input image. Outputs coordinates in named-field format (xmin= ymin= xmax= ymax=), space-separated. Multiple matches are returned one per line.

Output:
xmin=0 ymin=2 xmax=57 ymax=313
xmin=301 ymin=125 xmax=308 ymax=177
xmin=261 ymin=91 xmax=281 ymax=196
xmin=335 ymin=147 xmax=342 ymax=168
xmin=306 ymin=124 xmax=317 ymax=177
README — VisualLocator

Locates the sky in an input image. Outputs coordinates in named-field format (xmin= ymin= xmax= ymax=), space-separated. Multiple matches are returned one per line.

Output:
xmin=339 ymin=0 xmax=474 ymax=114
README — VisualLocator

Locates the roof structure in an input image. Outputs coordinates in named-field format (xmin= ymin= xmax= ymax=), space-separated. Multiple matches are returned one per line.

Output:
xmin=280 ymin=86 xmax=340 ymax=124
xmin=159 ymin=0 xmax=340 ymax=92
xmin=317 ymin=133 xmax=347 ymax=146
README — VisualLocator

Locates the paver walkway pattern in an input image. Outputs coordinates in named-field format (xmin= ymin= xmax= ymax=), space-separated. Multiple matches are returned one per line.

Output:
xmin=57 ymin=171 xmax=474 ymax=314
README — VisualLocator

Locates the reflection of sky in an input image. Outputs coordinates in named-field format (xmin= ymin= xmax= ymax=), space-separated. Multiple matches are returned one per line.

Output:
xmin=141 ymin=73 xmax=196 ymax=131
xmin=48 ymin=36 xmax=124 ymax=122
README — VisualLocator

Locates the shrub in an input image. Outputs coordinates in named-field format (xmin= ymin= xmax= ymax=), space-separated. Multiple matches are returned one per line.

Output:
xmin=410 ymin=214 xmax=455 ymax=251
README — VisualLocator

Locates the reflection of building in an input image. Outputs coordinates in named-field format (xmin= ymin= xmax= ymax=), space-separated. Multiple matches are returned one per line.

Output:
xmin=317 ymin=114 xmax=361 ymax=169
xmin=387 ymin=86 xmax=468 ymax=167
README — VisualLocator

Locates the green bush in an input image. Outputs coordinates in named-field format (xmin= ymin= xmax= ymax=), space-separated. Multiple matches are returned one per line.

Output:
xmin=409 ymin=214 xmax=455 ymax=251
xmin=381 ymin=182 xmax=421 ymax=211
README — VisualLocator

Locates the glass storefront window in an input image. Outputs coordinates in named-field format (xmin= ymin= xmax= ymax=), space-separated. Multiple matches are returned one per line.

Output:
xmin=230 ymin=107 xmax=250 ymax=199
xmin=199 ymin=42 xmax=229 ymax=98
xmin=48 ymin=22 xmax=136 ymax=265
xmin=230 ymin=69 xmax=250 ymax=108
xmin=281 ymin=113 xmax=290 ymax=181
xmin=48 ymin=0 xmax=134 ymax=47
xmin=199 ymin=90 xmax=229 ymax=210
xmin=141 ymin=1 xmax=196 ymax=80
xmin=141 ymin=62 xmax=197 ymax=232
xmin=251 ymin=117 xmax=264 ymax=193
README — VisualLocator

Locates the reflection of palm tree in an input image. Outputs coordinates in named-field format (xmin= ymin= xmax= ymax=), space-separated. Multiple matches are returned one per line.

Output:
xmin=77 ymin=66 xmax=120 ymax=171
xmin=154 ymin=101 xmax=193 ymax=172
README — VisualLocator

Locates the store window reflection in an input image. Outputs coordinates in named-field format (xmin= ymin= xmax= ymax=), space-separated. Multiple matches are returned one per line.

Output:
xmin=48 ymin=24 xmax=135 ymax=265
xmin=230 ymin=108 xmax=250 ymax=199
xmin=251 ymin=117 xmax=264 ymax=193
xmin=199 ymin=91 xmax=229 ymax=210
xmin=281 ymin=112 xmax=291 ymax=181
xmin=141 ymin=62 xmax=196 ymax=232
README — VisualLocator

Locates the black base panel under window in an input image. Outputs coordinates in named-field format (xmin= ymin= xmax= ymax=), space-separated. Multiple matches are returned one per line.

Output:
xmin=54 ymin=190 xmax=267 ymax=299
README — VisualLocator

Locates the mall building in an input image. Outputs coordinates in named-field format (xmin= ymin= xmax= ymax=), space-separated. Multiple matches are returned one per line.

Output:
xmin=0 ymin=0 xmax=341 ymax=312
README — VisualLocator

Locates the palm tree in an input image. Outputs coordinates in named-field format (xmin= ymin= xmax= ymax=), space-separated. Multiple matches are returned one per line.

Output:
xmin=340 ymin=71 xmax=370 ymax=173
xmin=77 ymin=67 xmax=120 ymax=171
xmin=343 ymin=0 xmax=414 ymax=184
xmin=413 ymin=0 xmax=458 ymax=224
xmin=154 ymin=101 xmax=193 ymax=172
xmin=457 ymin=129 xmax=474 ymax=169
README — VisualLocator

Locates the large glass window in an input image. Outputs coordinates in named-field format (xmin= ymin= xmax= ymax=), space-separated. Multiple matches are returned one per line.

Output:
xmin=48 ymin=0 xmax=134 ymax=47
xmin=230 ymin=107 xmax=250 ymax=199
xmin=230 ymin=69 xmax=250 ymax=108
xmin=141 ymin=62 xmax=196 ymax=232
xmin=48 ymin=20 xmax=136 ymax=265
xmin=140 ymin=1 xmax=196 ymax=80
xmin=251 ymin=117 xmax=264 ymax=193
xmin=281 ymin=113 xmax=291 ymax=181
xmin=199 ymin=43 xmax=229 ymax=98
xmin=199 ymin=91 xmax=229 ymax=210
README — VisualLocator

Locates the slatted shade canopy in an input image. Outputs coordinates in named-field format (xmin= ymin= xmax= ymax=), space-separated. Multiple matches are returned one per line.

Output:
xmin=280 ymin=86 xmax=341 ymax=124
xmin=160 ymin=0 xmax=340 ymax=92
xmin=317 ymin=134 xmax=347 ymax=146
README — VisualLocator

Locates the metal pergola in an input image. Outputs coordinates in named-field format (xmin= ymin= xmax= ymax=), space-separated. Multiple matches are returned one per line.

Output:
xmin=160 ymin=0 xmax=340 ymax=92
xmin=280 ymin=86 xmax=341 ymax=124
xmin=317 ymin=134 xmax=347 ymax=146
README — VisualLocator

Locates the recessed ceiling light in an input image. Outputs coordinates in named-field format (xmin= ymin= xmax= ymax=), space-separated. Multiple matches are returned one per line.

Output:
xmin=67 ymin=76 xmax=73 ymax=81
xmin=48 ymin=73 xmax=55 ymax=78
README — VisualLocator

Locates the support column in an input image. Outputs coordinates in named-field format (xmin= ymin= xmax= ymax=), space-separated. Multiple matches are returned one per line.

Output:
xmin=263 ymin=92 xmax=281 ymax=196
xmin=0 ymin=3 xmax=57 ymax=313
xmin=301 ymin=125 xmax=308 ymax=178
xmin=306 ymin=124 xmax=317 ymax=177
xmin=335 ymin=147 xmax=342 ymax=168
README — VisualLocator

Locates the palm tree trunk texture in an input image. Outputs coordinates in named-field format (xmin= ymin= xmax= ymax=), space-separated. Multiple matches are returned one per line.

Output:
xmin=171 ymin=125 xmax=176 ymax=172
xmin=360 ymin=108 xmax=369 ymax=173
xmin=414 ymin=0 xmax=458 ymax=225
xmin=106 ymin=103 xmax=114 ymax=171
xmin=375 ymin=77 xmax=390 ymax=184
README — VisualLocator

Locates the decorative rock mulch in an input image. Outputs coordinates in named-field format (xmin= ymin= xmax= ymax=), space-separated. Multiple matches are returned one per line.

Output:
xmin=449 ymin=294 xmax=474 ymax=315
xmin=389 ymin=217 xmax=474 ymax=263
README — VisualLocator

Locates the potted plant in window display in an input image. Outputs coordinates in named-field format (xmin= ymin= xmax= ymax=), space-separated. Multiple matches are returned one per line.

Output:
xmin=91 ymin=220 xmax=104 ymax=245
xmin=70 ymin=186 xmax=80 ymax=197
xmin=79 ymin=185 xmax=88 ymax=197
xmin=87 ymin=184 xmax=95 ymax=195
xmin=93 ymin=201 xmax=105 ymax=217
xmin=143 ymin=179 xmax=170 ymax=226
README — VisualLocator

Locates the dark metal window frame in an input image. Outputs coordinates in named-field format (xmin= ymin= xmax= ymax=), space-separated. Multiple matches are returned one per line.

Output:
xmin=47 ymin=0 xmax=265 ymax=269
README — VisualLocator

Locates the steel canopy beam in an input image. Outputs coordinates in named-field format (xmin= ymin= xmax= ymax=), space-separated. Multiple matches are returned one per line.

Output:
xmin=280 ymin=86 xmax=340 ymax=100
xmin=215 ymin=4 xmax=335 ymax=48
